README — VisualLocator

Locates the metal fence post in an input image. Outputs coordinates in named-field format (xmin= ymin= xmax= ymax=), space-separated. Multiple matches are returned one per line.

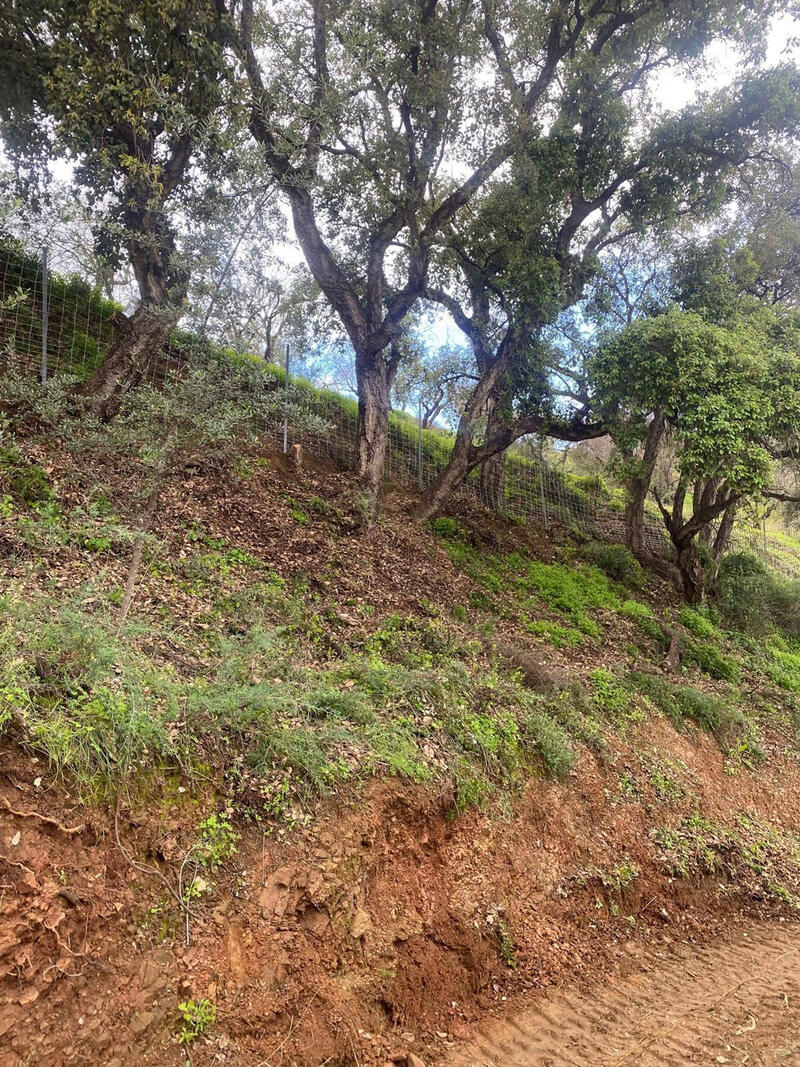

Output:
xmin=40 ymin=245 xmax=49 ymax=384
xmin=417 ymin=397 xmax=424 ymax=489
xmin=282 ymin=341 xmax=290 ymax=454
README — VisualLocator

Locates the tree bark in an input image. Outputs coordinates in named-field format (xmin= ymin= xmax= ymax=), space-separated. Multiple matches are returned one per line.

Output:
xmin=413 ymin=431 xmax=474 ymax=521
xmin=675 ymin=538 xmax=705 ymax=604
xmin=82 ymin=306 xmax=177 ymax=421
xmin=479 ymin=389 xmax=510 ymax=509
xmin=354 ymin=357 xmax=393 ymax=503
xmin=624 ymin=411 xmax=665 ymax=555
xmin=712 ymin=504 xmax=736 ymax=566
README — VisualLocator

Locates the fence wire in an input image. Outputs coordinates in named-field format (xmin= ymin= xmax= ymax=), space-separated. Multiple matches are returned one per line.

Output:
xmin=0 ymin=239 xmax=794 ymax=577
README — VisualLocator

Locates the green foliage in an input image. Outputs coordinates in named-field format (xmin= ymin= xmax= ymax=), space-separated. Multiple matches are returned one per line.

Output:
xmin=716 ymin=552 xmax=800 ymax=637
xmin=593 ymin=308 xmax=800 ymax=499
xmin=196 ymin=814 xmax=239 ymax=868
xmin=526 ymin=619 xmax=585 ymax=648
xmin=522 ymin=560 xmax=619 ymax=634
xmin=620 ymin=598 xmax=668 ymax=645
xmin=0 ymin=442 xmax=53 ymax=505
xmin=766 ymin=647 xmax=800 ymax=694
xmin=685 ymin=639 xmax=741 ymax=683
xmin=430 ymin=516 xmax=464 ymax=541
xmin=653 ymin=812 xmax=800 ymax=907
xmin=679 ymin=607 xmax=719 ymax=640
xmin=583 ymin=542 xmax=643 ymax=588
xmin=178 ymin=998 xmax=216 ymax=1046
xmin=496 ymin=919 xmax=517 ymax=969
xmin=590 ymin=668 xmax=633 ymax=721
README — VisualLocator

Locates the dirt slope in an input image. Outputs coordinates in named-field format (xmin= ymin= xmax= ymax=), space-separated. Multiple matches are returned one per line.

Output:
xmin=444 ymin=922 xmax=800 ymax=1067
xmin=3 ymin=439 xmax=800 ymax=1065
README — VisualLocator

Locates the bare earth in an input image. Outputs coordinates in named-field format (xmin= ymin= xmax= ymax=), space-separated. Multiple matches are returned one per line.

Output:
xmin=444 ymin=922 xmax=800 ymax=1067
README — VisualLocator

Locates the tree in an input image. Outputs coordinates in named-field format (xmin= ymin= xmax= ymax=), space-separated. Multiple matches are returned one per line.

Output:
xmin=0 ymin=0 xmax=237 ymax=416
xmin=412 ymin=60 xmax=800 ymax=520
xmin=592 ymin=306 xmax=800 ymax=601
xmin=392 ymin=341 xmax=475 ymax=429
xmin=233 ymin=0 xmax=783 ymax=509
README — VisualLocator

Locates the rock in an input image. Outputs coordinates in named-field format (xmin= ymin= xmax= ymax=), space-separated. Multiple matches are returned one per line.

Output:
xmin=299 ymin=904 xmax=329 ymax=935
xmin=349 ymin=907 xmax=371 ymax=938
xmin=407 ymin=1055 xmax=426 ymax=1067
xmin=129 ymin=1011 xmax=154 ymax=1035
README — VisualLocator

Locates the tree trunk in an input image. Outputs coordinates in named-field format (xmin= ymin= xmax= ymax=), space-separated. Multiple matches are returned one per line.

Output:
xmin=712 ymin=504 xmax=736 ymax=566
xmin=480 ymin=451 xmax=506 ymax=510
xmin=676 ymin=538 xmax=705 ymax=604
xmin=354 ymin=358 xmax=393 ymax=504
xmin=479 ymin=381 xmax=511 ymax=510
xmin=82 ymin=306 xmax=176 ymax=421
xmin=624 ymin=411 xmax=665 ymax=555
xmin=413 ymin=431 xmax=473 ymax=521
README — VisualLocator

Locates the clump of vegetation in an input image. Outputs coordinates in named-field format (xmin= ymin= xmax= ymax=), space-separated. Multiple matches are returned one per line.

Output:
xmin=679 ymin=606 xmax=720 ymax=640
xmin=716 ymin=552 xmax=800 ymax=637
xmin=0 ymin=435 xmax=53 ymax=505
xmin=590 ymin=668 xmax=634 ymax=722
xmin=526 ymin=619 xmax=585 ymax=648
xmin=197 ymin=813 xmax=239 ymax=868
xmin=653 ymin=812 xmax=800 ymax=907
xmin=583 ymin=542 xmax=643 ymax=588
xmin=521 ymin=560 xmax=620 ymax=635
xmin=684 ymin=639 xmax=741 ymax=683
xmin=178 ymin=998 xmax=217 ymax=1045
xmin=620 ymin=599 xmax=668 ymax=645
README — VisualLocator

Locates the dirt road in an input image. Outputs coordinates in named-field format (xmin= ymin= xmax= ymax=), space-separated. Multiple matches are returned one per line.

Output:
xmin=444 ymin=922 xmax=800 ymax=1066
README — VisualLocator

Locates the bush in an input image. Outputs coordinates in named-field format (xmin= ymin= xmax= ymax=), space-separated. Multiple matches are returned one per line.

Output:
xmin=679 ymin=607 xmax=719 ymax=640
xmin=716 ymin=551 xmax=800 ymax=638
xmin=685 ymin=640 xmax=741 ymax=683
xmin=583 ymin=542 xmax=643 ymax=588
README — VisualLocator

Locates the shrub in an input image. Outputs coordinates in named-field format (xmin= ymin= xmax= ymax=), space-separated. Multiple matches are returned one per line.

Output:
xmin=679 ymin=607 xmax=719 ymax=640
xmin=621 ymin=599 xmax=669 ymax=646
xmin=583 ymin=542 xmax=643 ymax=588
xmin=520 ymin=709 xmax=576 ymax=777
xmin=685 ymin=640 xmax=741 ymax=683
xmin=430 ymin=516 xmax=463 ymax=541
xmin=716 ymin=552 xmax=773 ymax=634
xmin=590 ymin=668 xmax=632 ymax=720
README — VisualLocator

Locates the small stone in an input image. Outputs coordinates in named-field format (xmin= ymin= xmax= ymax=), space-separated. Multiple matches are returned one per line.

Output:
xmin=130 ymin=1011 xmax=154 ymax=1035
xmin=349 ymin=908 xmax=371 ymax=938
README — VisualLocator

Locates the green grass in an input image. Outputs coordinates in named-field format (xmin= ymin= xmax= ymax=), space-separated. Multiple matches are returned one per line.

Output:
xmin=0 ymin=579 xmax=582 ymax=815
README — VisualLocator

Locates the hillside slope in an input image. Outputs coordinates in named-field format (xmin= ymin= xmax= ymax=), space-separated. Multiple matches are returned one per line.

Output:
xmin=2 ymin=420 xmax=800 ymax=1065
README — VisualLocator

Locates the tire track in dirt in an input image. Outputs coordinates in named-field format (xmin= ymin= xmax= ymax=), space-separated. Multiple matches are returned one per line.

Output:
xmin=443 ymin=923 xmax=800 ymax=1066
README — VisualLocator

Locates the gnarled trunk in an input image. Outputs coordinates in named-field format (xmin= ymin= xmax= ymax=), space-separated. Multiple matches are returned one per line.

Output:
xmin=479 ymin=385 xmax=510 ymax=510
xmin=413 ymin=429 xmax=474 ymax=521
xmin=480 ymin=451 xmax=506 ymax=510
xmin=354 ymin=357 xmax=393 ymax=504
xmin=82 ymin=305 xmax=177 ymax=421
xmin=676 ymin=538 xmax=705 ymax=604
xmin=624 ymin=411 xmax=665 ymax=555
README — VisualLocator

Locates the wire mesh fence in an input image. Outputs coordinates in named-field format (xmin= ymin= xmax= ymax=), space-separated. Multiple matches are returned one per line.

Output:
xmin=1 ymin=238 xmax=795 ymax=576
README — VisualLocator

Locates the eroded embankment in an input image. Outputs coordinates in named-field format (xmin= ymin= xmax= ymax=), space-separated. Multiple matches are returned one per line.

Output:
xmin=2 ymin=723 xmax=800 ymax=1067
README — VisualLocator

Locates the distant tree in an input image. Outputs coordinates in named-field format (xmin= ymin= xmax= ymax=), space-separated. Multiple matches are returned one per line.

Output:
xmin=0 ymin=0 xmax=237 ymax=416
xmin=392 ymin=342 xmax=475 ymax=429
xmin=234 ymin=0 xmax=786 ymax=510
xmin=592 ymin=307 xmax=800 ymax=601
xmin=412 ymin=62 xmax=800 ymax=520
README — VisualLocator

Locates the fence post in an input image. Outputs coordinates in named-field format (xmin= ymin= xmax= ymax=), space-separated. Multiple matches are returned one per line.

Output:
xmin=40 ymin=244 xmax=49 ymax=384
xmin=282 ymin=341 xmax=290 ymax=455
xmin=417 ymin=397 xmax=424 ymax=489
